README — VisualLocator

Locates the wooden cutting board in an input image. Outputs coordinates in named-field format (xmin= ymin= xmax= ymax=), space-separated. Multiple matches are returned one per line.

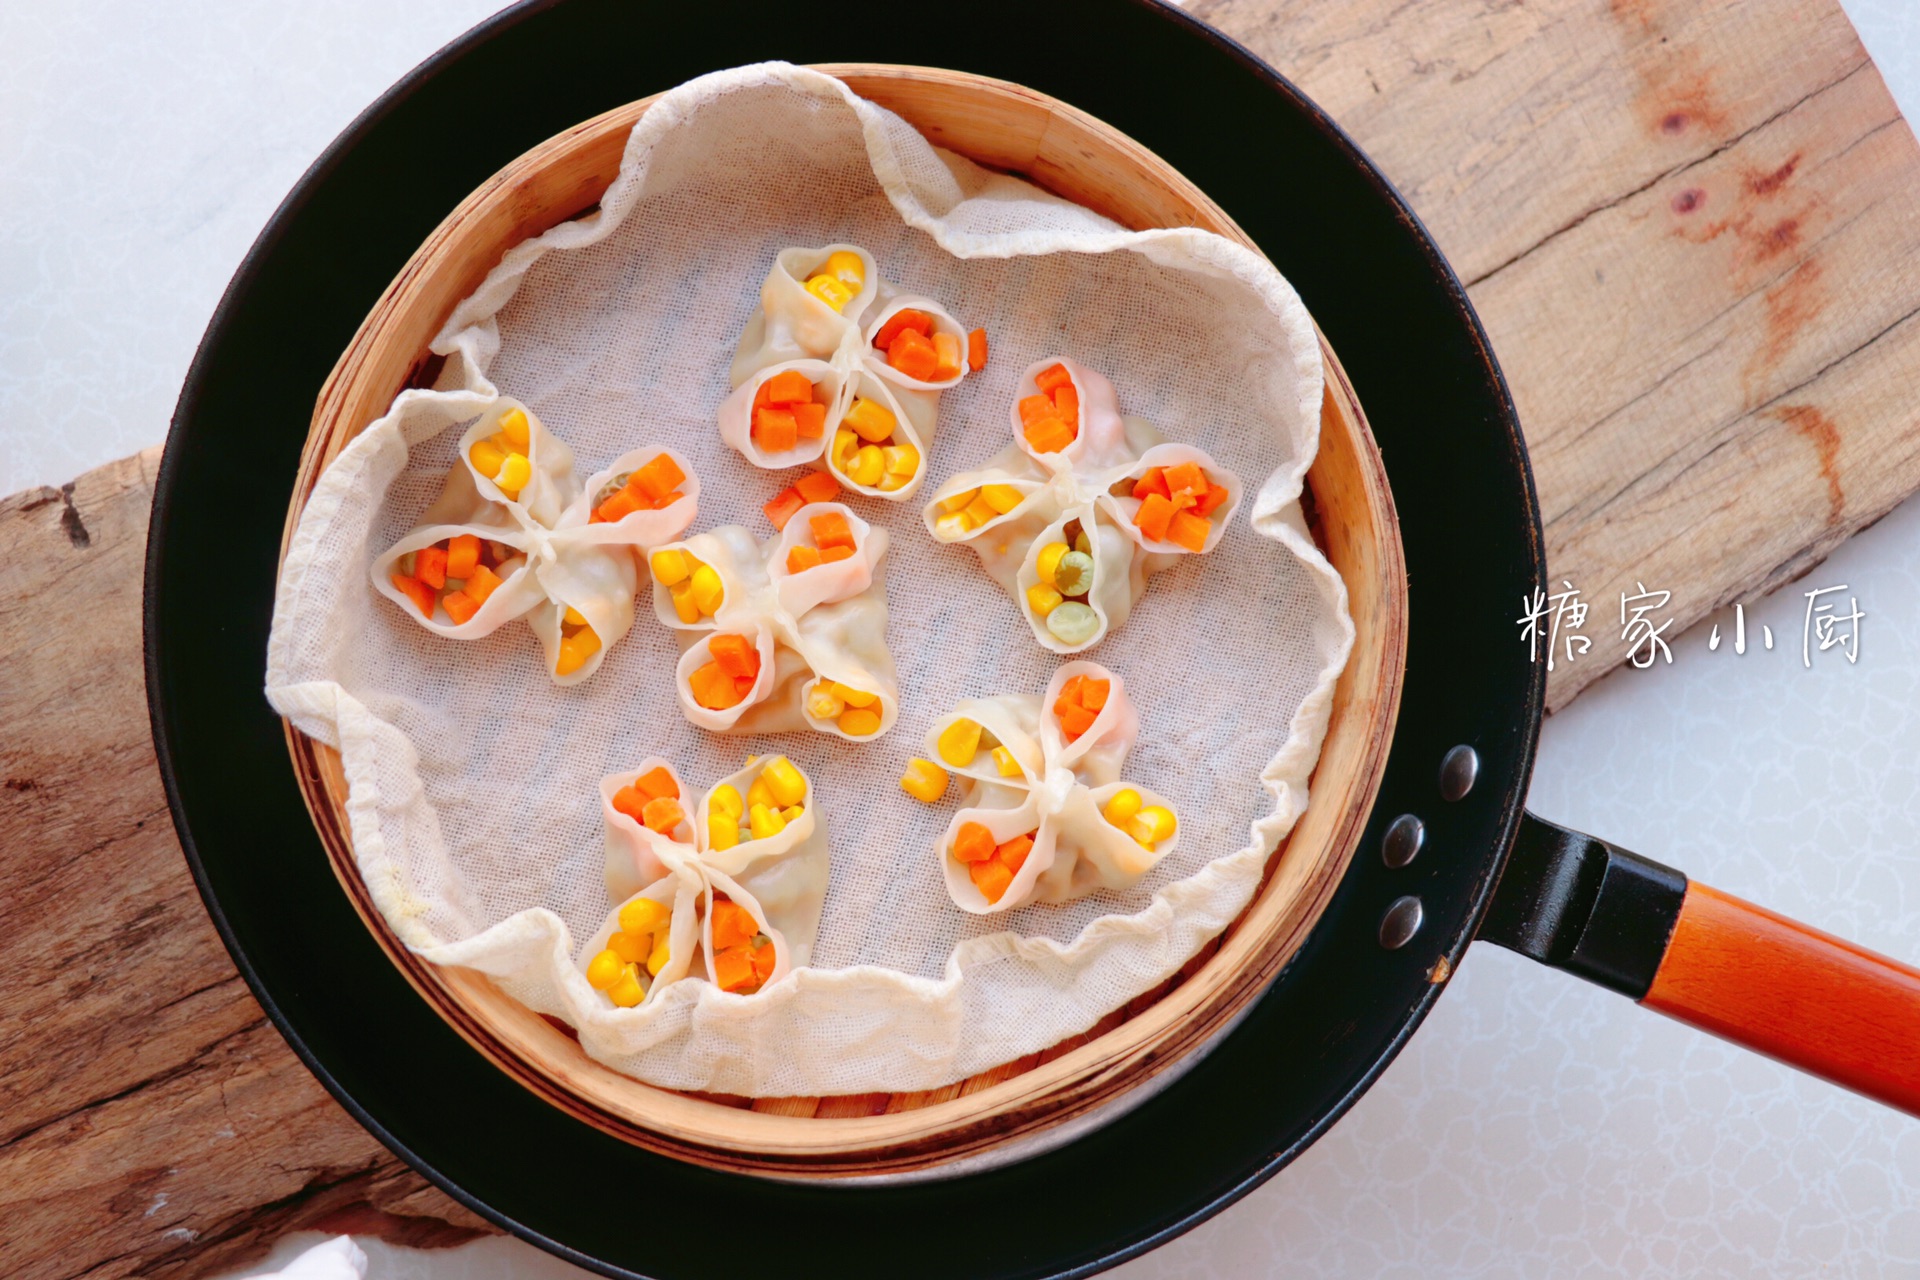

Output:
xmin=6 ymin=2 xmax=1918 ymax=1274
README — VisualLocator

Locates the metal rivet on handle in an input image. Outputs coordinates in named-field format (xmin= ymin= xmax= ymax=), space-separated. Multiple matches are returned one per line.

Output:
xmin=1438 ymin=744 xmax=1479 ymax=802
xmin=1380 ymin=895 xmax=1424 ymax=950
xmin=1382 ymin=814 xmax=1425 ymax=868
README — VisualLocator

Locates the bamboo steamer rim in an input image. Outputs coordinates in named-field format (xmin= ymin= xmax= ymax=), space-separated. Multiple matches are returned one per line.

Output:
xmin=280 ymin=63 xmax=1407 ymax=1179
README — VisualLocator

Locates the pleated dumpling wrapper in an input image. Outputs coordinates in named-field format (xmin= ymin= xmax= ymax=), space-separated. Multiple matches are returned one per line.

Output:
xmin=922 ymin=357 xmax=1243 ymax=655
xmin=372 ymin=400 xmax=700 ymax=684
xmin=903 ymin=662 xmax=1179 ymax=914
xmin=718 ymin=245 xmax=981 ymax=500
xmin=645 ymin=501 xmax=897 ymax=740
xmin=581 ymin=754 xmax=828 ymax=1007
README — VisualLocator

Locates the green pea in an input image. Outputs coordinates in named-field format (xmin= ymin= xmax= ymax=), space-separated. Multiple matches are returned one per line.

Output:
xmin=1046 ymin=602 xmax=1101 ymax=645
xmin=1052 ymin=550 xmax=1095 ymax=596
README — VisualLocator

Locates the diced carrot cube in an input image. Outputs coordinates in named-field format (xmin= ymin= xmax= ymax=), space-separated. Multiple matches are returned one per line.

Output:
xmin=792 ymin=401 xmax=827 ymax=439
xmin=749 ymin=939 xmax=777 ymax=983
xmin=932 ymin=332 xmax=963 ymax=379
xmin=630 ymin=454 xmax=687 ymax=503
xmin=953 ymin=822 xmax=997 ymax=864
xmin=1018 ymin=394 xmax=1057 ymax=427
xmin=1051 ymin=382 xmax=1079 ymax=423
xmin=1132 ymin=467 xmax=1171 ymax=501
xmin=787 ymin=545 xmax=824 ymax=574
xmin=753 ymin=406 xmax=798 ymax=453
xmin=969 ymin=858 xmax=1013 ymax=903
xmin=764 ymin=370 xmax=813 ymax=405
xmin=734 ymin=674 xmax=758 ymax=698
xmin=753 ymin=380 xmax=775 ymax=409
xmin=872 ymin=308 xmax=934 ymax=351
xmin=689 ymin=661 xmax=744 ymax=710
xmin=1060 ymin=703 xmax=1098 ymax=739
xmin=1024 ymin=416 xmax=1076 ymax=454
xmin=441 ymin=590 xmax=480 ymax=626
xmin=1057 ymin=675 xmax=1085 ymax=713
xmin=1135 ymin=492 xmax=1176 ymax=542
xmin=809 ymin=511 xmax=855 ymax=551
xmin=1034 ymin=363 xmax=1073 ymax=394
xmin=611 ymin=785 xmax=648 ymax=824
xmin=594 ymin=488 xmax=643 ymax=524
xmin=1079 ymin=679 xmax=1110 ymax=711
xmin=1167 ymin=510 xmax=1212 ymax=553
xmin=635 ymin=766 xmax=680 ymax=801
xmin=1164 ymin=461 xmax=1207 ymax=497
xmin=967 ymin=328 xmax=988 ymax=371
xmin=641 ymin=796 xmax=684 ymax=835
xmin=390 ymin=573 xmax=436 ymax=618
xmin=651 ymin=489 xmax=684 ymax=509
xmin=708 ymin=633 xmax=761 ymax=680
xmin=711 ymin=900 xmax=758 ymax=950
xmin=819 ymin=545 xmax=855 ymax=563
xmin=1193 ymin=483 xmax=1230 ymax=516
xmin=995 ymin=834 xmax=1034 ymax=875
xmin=463 ymin=563 xmax=503 ymax=604
xmin=713 ymin=945 xmax=756 ymax=993
xmin=794 ymin=471 xmax=840 ymax=504
xmin=763 ymin=487 xmax=806 ymax=531
xmin=413 ymin=545 xmax=448 ymax=590
xmin=887 ymin=329 xmax=941 ymax=381
xmin=446 ymin=533 xmax=481 ymax=580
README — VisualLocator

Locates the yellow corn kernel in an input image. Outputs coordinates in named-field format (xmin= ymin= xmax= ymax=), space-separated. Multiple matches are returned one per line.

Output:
xmin=838 ymin=706 xmax=882 ymax=736
xmin=934 ymin=512 xmax=972 ymax=541
xmin=850 ymin=445 xmax=886 ymax=487
xmin=981 ymin=484 xmax=1024 ymax=514
xmin=495 ymin=451 xmax=532 ymax=495
xmin=805 ymin=273 xmax=854 ymax=311
xmin=937 ymin=717 xmax=983 ymax=767
xmin=832 ymin=682 xmax=877 ymax=708
xmin=586 ymin=949 xmax=625 ymax=991
xmin=761 ymin=756 xmax=807 ymax=807
xmin=1035 ymin=541 xmax=1070 ymax=587
xmin=563 ymin=605 xmax=588 ymax=627
xmin=1103 ymin=788 xmax=1143 ymax=828
xmin=555 ymin=625 xmax=600 ymax=676
xmin=747 ymin=775 xmax=776 ymax=811
xmin=619 ymin=897 xmax=671 ymax=936
xmin=1027 ymin=583 xmax=1064 ymax=616
xmin=992 ymin=745 xmax=1022 ymax=777
xmin=708 ymin=819 xmax=738 ymax=851
xmin=748 ymin=803 xmax=787 ymax=842
xmin=670 ymin=582 xmax=700 ymax=624
xmin=878 ymin=469 xmax=911 ymax=492
xmin=832 ymin=428 xmax=860 ymax=469
xmin=497 ymin=406 xmax=531 ymax=448
xmin=608 ymin=963 xmax=648 ymax=1008
xmin=469 ymin=438 xmax=508 ymax=479
xmin=825 ymin=250 xmax=865 ymax=288
xmin=646 ymin=933 xmax=670 ymax=976
xmin=962 ymin=494 xmax=1000 ymax=527
xmin=609 ymin=929 xmax=649 ymax=964
xmin=900 ymin=758 xmax=949 ymax=803
xmin=1127 ymin=805 xmax=1177 ymax=847
xmin=806 ymin=682 xmax=846 ymax=721
xmin=882 ymin=443 xmax=920 ymax=476
xmin=781 ymin=805 xmax=806 ymax=824
xmin=689 ymin=564 xmax=724 ymax=615
xmin=843 ymin=396 xmax=897 ymax=443
xmin=709 ymin=784 xmax=744 ymax=821
xmin=939 ymin=488 xmax=979 ymax=514
xmin=650 ymin=548 xmax=690 ymax=586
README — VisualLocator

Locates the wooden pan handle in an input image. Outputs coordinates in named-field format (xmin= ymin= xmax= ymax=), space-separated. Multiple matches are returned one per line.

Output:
xmin=1641 ymin=882 xmax=1920 ymax=1115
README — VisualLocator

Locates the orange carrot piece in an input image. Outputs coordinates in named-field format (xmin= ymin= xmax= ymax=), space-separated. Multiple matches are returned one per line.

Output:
xmin=635 ymin=767 xmax=680 ymax=801
xmin=996 ymin=834 xmax=1034 ymax=876
xmin=872 ymin=308 xmax=934 ymax=351
xmin=1034 ymin=363 xmax=1073 ymax=394
xmin=641 ymin=796 xmax=684 ymax=835
xmin=711 ymin=900 xmax=758 ymax=950
xmin=1132 ymin=467 xmax=1171 ymax=501
xmin=953 ymin=822 xmax=997 ymax=864
xmin=794 ymin=471 xmax=840 ymax=504
xmin=1056 ymin=675 xmax=1086 ymax=714
xmin=1167 ymin=510 xmax=1212 ymax=553
xmin=809 ymin=511 xmax=855 ymax=551
xmin=753 ymin=380 xmax=775 ymax=409
xmin=1164 ymin=461 xmax=1207 ymax=497
xmin=792 ymin=400 xmax=827 ymax=439
xmin=594 ymin=488 xmax=644 ymax=524
xmin=819 ymin=545 xmax=856 ymax=563
xmin=689 ymin=661 xmax=743 ymax=710
xmin=708 ymin=634 xmax=760 ymax=680
xmin=630 ymin=453 xmax=687 ymax=503
xmin=1080 ymin=678 xmax=1110 ymax=710
xmin=1018 ymin=394 xmax=1057 ymax=427
xmin=931 ymin=332 xmax=963 ymax=379
xmin=763 ymin=487 xmax=806 ymax=531
xmin=463 ymin=563 xmax=503 ymax=605
xmin=749 ymin=939 xmax=777 ymax=983
xmin=1026 ymin=416 xmax=1076 ymax=454
xmin=413 ymin=545 xmax=449 ymax=590
xmin=651 ymin=489 xmax=684 ymax=509
xmin=713 ymin=945 xmax=756 ymax=993
xmin=1193 ymin=483 xmax=1230 ymax=517
xmin=752 ymin=406 xmax=798 ymax=453
xmin=1050 ymin=382 xmax=1080 ymax=423
xmin=734 ymin=674 xmax=758 ymax=698
xmin=390 ymin=573 xmax=436 ymax=618
xmin=441 ymin=590 xmax=480 ymax=626
xmin=446 ymin=534 xmax=481 ymax=580
xmin=967 ymin=328 xmax=988 ymax=371
xmin=1135 ymin=492 xmax=1176 ymax=543
xmin=1060 ymin=703 xmax=1098 ymax=739
xmin=969 ymin=859 xmax=1014 ymax=903
xmin=611 ymin=785 xmax=648 ymax=824
xmin=764 ymin=370 xmax=813 ymax=405
xmin=887 ymin=329 xmax=941 ymax=381
xmin=786 ymin=545 xmax=824 ymax=574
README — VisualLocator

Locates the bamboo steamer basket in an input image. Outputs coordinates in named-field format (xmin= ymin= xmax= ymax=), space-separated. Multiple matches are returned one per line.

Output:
xmin=280 ymin=63 xmax=1407 ymax=1180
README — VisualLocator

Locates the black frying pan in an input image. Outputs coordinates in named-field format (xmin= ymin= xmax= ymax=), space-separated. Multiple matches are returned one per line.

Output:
xmin=144 ymin=2 xmax=1920 ymax=1277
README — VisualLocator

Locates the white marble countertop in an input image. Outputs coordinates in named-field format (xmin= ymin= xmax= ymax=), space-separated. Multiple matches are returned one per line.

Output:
xmin=6 ymin=3 xmax=1915 ymax=1277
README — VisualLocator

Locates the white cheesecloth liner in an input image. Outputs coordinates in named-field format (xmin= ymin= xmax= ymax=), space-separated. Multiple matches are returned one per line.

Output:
xmin=266 ymin=62 xmax=1353 ymax=1096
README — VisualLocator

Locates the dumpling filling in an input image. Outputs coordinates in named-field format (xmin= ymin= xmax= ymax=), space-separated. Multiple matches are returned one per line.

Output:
xmin=388 ymin=533 xmax=524 ymax=626
xmin=952 ymin=820 xmax=1037 ymax=905
xmin=1026 ymin=519 xmax=1100 ymax=646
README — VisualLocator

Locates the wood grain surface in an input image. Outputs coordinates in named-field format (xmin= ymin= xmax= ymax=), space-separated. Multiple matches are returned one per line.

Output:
xmin=8 ymin=0 xmax=1920 ymax=1271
